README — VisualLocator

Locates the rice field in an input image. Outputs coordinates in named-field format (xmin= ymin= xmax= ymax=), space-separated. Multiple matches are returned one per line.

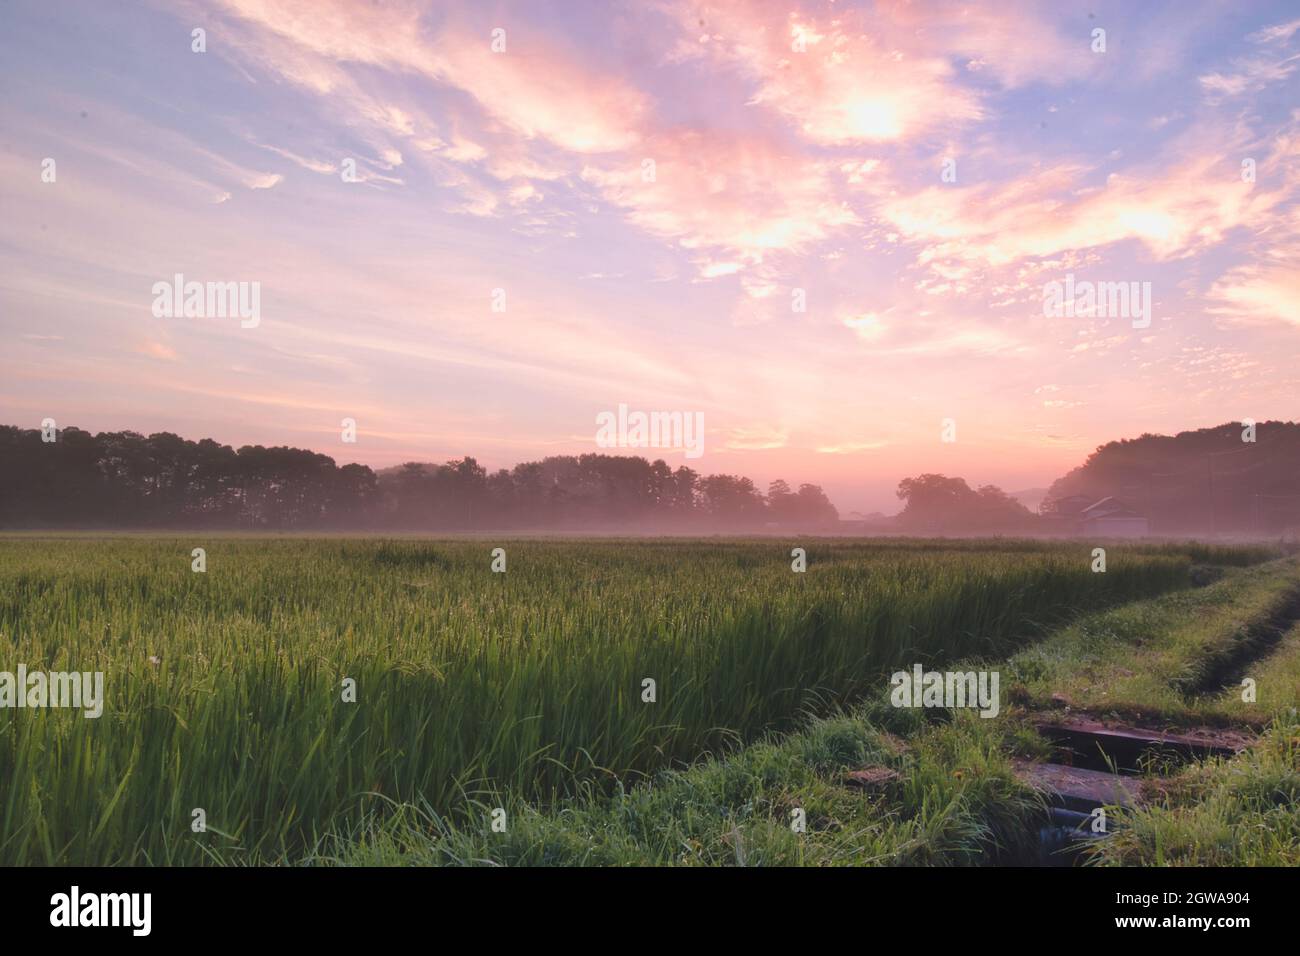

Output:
xmin=0 ymin=535 xmax=1275 ymax=865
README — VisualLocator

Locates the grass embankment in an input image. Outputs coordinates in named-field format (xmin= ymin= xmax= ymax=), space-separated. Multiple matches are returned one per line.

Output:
xmin=311 ymin=705 xmax=1051 ymax=867
xmin=1006 ymin=556 xmax=1300 ymax=726
xmin=0 ymin=536 xmax=1252 ymax=866
xmin=314 ymin=554 xmax=1300 ymax=867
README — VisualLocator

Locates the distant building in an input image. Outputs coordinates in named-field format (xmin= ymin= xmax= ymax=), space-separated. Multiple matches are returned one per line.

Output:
xmin=1042 ymin=494 xmax=1150 ymax=536
xmin=1079 ymin=497 xmax=1150 ymax=537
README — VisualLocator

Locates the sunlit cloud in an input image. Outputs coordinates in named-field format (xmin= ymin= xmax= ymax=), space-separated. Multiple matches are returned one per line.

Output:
xmin=724 ymin=426 xmax=789 ymax=451
xmin=816 ymin=440 xmax=888 ymax=454
xmin=1207 ymin=259 xmax=1300 ymax=327
xmin=582 ymin=131 xmax=856 ymax=267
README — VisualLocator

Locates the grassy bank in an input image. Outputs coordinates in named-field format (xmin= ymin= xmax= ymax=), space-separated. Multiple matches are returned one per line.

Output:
xmin=1005 ymin=556 xmax=1300 ymax=726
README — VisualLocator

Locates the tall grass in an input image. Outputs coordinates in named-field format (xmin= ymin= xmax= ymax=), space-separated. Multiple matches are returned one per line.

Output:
xmin=0 ymin=536 xmax=1265 ymax=864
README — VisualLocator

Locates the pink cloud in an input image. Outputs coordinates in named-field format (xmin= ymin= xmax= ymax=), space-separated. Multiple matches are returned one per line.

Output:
xmin=885 ymin=1 xmax=1099 ymax=88
xmin=666 ymin=0 xmax=982 ymax=143
xmin=215 ymin=0 xmax=649 ymax=154
xmin=665 ymin=0 xmax=1097 ymax=144
xmin=1208 ymin=257 xmax=1300 ymax=327
xmin=872 ymin=149 xmax=1285 ymax=280
xmin=582 ymin=129 xmax=856 ymax=263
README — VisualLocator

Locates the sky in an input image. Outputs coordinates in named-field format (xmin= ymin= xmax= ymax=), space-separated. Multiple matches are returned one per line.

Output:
xmin=1 ymin=0 xmax=1298 ymax=515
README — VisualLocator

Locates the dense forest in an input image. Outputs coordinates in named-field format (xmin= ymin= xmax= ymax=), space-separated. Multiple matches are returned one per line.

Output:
xmin=0 ymin=425 xmax=839 ymax=531
xmin=1045 ymin=421 xmax=1300 ymax=534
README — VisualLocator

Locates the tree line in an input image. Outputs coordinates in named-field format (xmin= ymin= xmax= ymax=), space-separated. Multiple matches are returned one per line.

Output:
xmin=0 ymin=425 xmax=839 ymax=531
xmin=7 ymin=421 xmax=1291 ymax=534
xmin=887 ymin=422 xmax=1300 ymax=535
xmin=1046 ymin=421 xmax=1300 ymax=534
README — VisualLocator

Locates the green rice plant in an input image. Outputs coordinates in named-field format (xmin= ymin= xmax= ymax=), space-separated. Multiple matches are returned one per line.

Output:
xmin=0 ymin=535 xmax=1266 ymax=865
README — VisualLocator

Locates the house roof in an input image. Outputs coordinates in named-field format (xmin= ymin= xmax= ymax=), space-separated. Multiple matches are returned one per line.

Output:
xmin=1046 ymin=494 xmax=1147 ymax=519
xmin=1082 ymin=496 xmax=1144 ymax=519
xmin=1082 ymin=496 xmax=1119 ymax=513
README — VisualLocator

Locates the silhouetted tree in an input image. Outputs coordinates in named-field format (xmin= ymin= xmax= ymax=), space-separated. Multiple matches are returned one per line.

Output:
xmin=0 ymin=424 xmax=844 ymax=532
xmin=897 ymin=474 xmax=1034 ymax=532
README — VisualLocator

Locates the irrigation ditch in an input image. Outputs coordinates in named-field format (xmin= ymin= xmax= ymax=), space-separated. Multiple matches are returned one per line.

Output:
xmin=1017 ymin=720 xmax=1252 ymax=865
xmin=1009 ymin=582 xmax=1300 ymax=865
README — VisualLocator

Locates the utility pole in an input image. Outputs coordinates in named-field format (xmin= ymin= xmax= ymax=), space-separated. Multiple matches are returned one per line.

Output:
xmin=1146 ymin=472 xmax=1154 ymax=535
xmin=1207 ymin=456 xmax=1215 ymax=538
